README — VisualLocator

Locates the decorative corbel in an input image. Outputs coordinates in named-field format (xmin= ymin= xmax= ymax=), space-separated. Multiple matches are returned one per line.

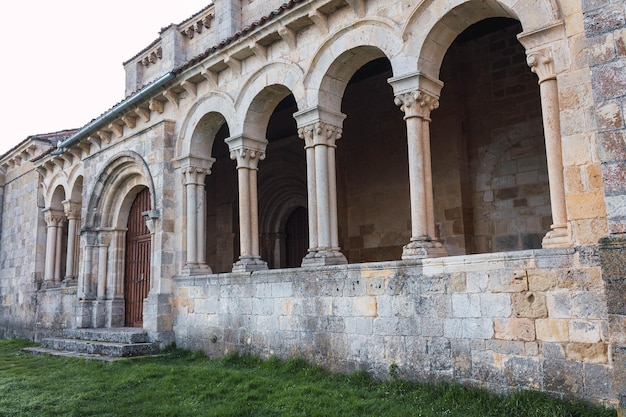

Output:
xmin=224 ymin=56 xmax=241 ymax=74
xmin=249 ymin=42 xmax=267 ymax=60
xmin=135 ymin=107 xmax=151 ymax=123
xmin=148 ymin=96 xmax=165 ymax=114
xmin=278 ymin=27 xmax=297 ymax=50
xmin=121 ymin=114 xmax=137 ymax=129
xmin=309 ymin=10 xmax=328 ymax=34
xmin=181 ymin=80 xmax=197 ymax=99
xmin=345 ymin=0 xmax=366 ymax=17
xmin=108 ymin=122 xmax=124 ymax=139
xmin=200 ymin=67 xmax=218 ymax=88
xmin=96 ymin=130 xmax=112 ymax=145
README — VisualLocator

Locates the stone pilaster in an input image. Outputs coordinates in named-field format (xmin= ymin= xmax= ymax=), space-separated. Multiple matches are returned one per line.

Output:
xmin=527 ymin=49 xmax=571 ymax=248
xmin=295 ymin=107 xmax=348 ymax=267
xmin=389 ymin=74 xmax=447 ymax=260
xmin=226 ymin=135 xmax=268 ymax=272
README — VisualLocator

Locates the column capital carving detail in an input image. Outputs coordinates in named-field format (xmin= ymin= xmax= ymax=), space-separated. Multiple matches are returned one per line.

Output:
xmin=527 ymin=49 xmax=556 ymax=83
xmin=182 ymin=166 xmax=211 ymax=185
xmin=229 ymin=147 xmax=266 ymax=169
xmin=394 ymin=90 xmax=439 ymax=120
xmin=225 ymin=135 xmax=268 ymax=170
xmin=297 ymin=122 xmax=343 ymax=148
xmin=43 ymin=208 xmax=65 ymax=226
xmin=62 ymin=200 xmax=81 ymax=220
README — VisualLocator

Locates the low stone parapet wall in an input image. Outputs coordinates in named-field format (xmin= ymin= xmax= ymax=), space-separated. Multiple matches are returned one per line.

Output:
xmin=172 ymin=247 xmax=616 ymax=406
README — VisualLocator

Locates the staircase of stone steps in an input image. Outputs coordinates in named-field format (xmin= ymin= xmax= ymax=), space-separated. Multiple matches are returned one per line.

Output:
xmin=23 ymin=328 xmax=159 ymax=361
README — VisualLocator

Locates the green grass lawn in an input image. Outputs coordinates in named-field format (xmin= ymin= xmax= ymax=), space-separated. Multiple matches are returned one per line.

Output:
xmin=0 ymin=339 xmax=616 ymax=417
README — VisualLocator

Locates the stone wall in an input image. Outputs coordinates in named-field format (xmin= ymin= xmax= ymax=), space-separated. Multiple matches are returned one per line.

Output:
xmin=173 ymin=247 xmax=615 ymax=406
xmin=0 ymin=167 xmax=74 ymax=339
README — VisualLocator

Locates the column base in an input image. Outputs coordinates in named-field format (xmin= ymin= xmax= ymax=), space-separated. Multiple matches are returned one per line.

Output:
xmin=401 ymin=239 xmax=447 ymax=260
xmin=74 ymin=299 xmax=95 ymax=328
xmin=301 ymin=248 xmax=348 ymax=267
xmin=39 ymin=280 xmax=61 ymax=290
xmin=232 ymin=257 xmax=268 ymax=272
xmin=62 ymin=277 xmax=78 ymax=287
xmin=541 ymin=225 xmax=570 ymax=248
xmin=182 ymin=263 xmax=213 ymax=276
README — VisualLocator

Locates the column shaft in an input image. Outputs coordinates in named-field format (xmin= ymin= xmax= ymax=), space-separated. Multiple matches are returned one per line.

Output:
xmin=406 ymin=114 xmax=429 ymax=240
xmin=250 ymin=167 xmax=260 ymax=257
xmin=54 ymin=223 xmax=63 ymax=284
xmin=540 ymin=79 xmax=567 ymax=227
xmin=315 ymin=143 xmax=330 ymax=249
xmin=328 ymin=144 xmax=339 ymax=249
xmin=65 ymin=218 xmax=77 ymax=280
xmin=238 ymin=166 xmax=252 ymax=258
xmin=186 ymin=181 xmax=198 ymax=264
xmin=44 ymin=224 xmax=57 ymax=283
xmin=305 ymin=144 xmax=318 ymax=252
xmin=196 ymin=183 xmax=207 ymax=264
xmin=97 ymin=244 xmax=108 ymax=299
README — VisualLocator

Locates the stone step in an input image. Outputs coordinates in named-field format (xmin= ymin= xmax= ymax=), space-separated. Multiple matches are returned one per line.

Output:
xmin=62 ymin=327 xmax=150 ymax=344
xmin=21 ymin=347 xmax=126 ymax=362
xmin=22 ymin=327 xmax=159 ymax=361
xmin=40 ymin=337 xmax=158 ymax=358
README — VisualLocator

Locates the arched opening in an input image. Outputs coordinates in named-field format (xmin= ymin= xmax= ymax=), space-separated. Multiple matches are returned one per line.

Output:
xmin=124 ymin=187 xmax=151 ymax=327
xmin=204 ymin=122 xmax=239 ymax=273
xmin=285 ymin=206 xmax=308 ymax=268
xmin=432 ymin=17 xmax=548 ymax=254
xmin=258 ymin=93 xmax=306 ymax=268
xmin=337 ymin=57 xmax=410 ymax=263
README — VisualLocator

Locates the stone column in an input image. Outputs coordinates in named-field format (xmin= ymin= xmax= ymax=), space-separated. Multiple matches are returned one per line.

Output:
xmin=527 ymin=49 xmax=570 ymax=247
xmin=389 ymin=73 xmax=446 ymax=260
xmin=181 ymin=160 xmax=213 ymax=275
xmin=43 ymin=208 xmax=65 ymax=287
xmin=295 ymin=107 xmax=348 ymax=266
xmin=226 ymin=135 xmax=269 ymax=272
xmin=62 ymin=200 xmax=80 ymax=285
xmin=177 ymin=156 xmax=214 ymax=275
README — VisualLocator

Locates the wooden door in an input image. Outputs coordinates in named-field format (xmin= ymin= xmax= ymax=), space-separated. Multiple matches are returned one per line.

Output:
xmin=124 ymin=188 xmax=151 ymax=327
xmin=285 ymin=207 xmax=308 ymax=268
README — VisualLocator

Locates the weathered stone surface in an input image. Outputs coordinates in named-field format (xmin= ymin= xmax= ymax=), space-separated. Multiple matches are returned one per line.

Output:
xmin=512 ymin=292 xmax=548 ymax=318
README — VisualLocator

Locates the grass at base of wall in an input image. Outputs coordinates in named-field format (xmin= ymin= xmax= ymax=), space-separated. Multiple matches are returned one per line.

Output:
xmin=0 ymin=339 xmax=616 ymax=417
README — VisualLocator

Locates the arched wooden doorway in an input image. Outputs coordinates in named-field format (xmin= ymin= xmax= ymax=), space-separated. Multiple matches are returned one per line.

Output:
xmin=124 ymin=188 xmax=151 ymax=327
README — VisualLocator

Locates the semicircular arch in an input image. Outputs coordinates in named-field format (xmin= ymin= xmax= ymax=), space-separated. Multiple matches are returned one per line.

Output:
xmin=84 ymin=151 xmax=156 ymax=230
xmin=177 ymin=92 xmax=236 ymax=159
xmin=303 ymin=18 xmax=404 ymax=113
xmin=404 ymin=0 xmax=561 ymax=81
xmin=235 ymin=61 xmax=304 ymax=140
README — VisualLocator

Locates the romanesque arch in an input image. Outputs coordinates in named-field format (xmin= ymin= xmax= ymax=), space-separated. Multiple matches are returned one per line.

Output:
xmin=77 ymin=151 xmax=156 ymax=328
xmin=304 ymin=18 xmax=404 ymax=113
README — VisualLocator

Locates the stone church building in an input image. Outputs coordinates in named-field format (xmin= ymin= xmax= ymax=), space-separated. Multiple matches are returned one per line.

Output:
xmin=1 ymin=0 xmax=625 ymax=412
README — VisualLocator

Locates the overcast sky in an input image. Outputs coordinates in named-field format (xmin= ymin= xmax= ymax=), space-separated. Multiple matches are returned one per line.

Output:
xmin=0 ymin=1 xmax=211 ymax=156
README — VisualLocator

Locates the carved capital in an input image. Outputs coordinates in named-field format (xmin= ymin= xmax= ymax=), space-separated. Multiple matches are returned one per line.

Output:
xmin=298 ymin=122 xmax=342 ymax=147
xmin=394 ymin=90 xmax=439 ymax=120
xmin=527 ymin=49 xmax=556 ymax=84
xmin=182 ymin=166 xmax=211 ymax=185
xmin=62 ymin=200 xmax=81 ymax=220
xmin=229 ymin=147 xmax=266 ymax=170
xmin=43 ymin=208 xmax=65 ymax=227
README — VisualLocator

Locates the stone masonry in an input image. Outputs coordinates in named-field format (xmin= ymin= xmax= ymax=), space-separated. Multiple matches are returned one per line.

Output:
xmin=0 ymin=0 xmax=624 ymax=413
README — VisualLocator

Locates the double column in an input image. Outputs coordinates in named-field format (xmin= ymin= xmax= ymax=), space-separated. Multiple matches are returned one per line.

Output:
xmin=389 ymin=73 xmax=447 ymax=260
xmin=295 ymin=107 xmax=347 ymax=266
xmin=226 ymin=135 xmax=269 ymax=272
xmin=179 ymin=156 xmax=215 ymax=275
xmin=43 ymin=208 xmax=66 ymax=287
xmin=527 ymin=49 xmax=570 ymax=247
